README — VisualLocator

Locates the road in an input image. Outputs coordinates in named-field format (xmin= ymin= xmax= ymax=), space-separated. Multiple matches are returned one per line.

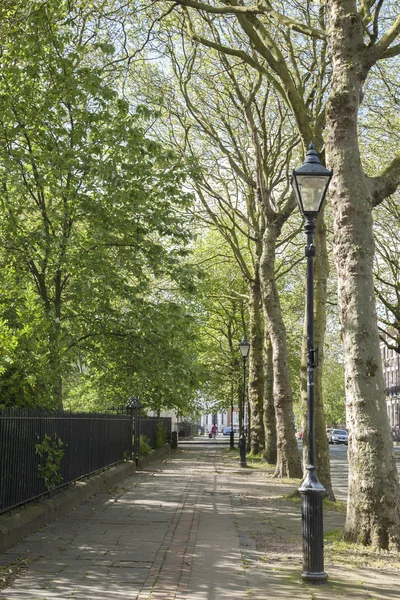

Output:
xmin=326 ymin=443 xmax=349 ymax=500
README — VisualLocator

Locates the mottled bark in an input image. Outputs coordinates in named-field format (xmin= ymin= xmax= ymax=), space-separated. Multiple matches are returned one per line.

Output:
xmin=260 ymin=221 xmax=302 ymax=478
xmin=326 ymin=0 xmax=400 ymax=548
xmin=301 ymin=215 xmax=335 ymax=500
xmin=248 ymin=266 xmax=265 ymax=454
xmin=263 ymin=332 xmax=277 ymax=464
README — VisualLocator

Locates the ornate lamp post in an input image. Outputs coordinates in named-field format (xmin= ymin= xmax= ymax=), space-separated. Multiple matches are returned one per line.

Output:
xmin=239 ymin=336 xmax=250 ymax=468
xmin=126 ymin=396 xmax=142 ymax=467
xmin=291 ymin=143 xmax=332 ymax=583
xmin=229 ymin=370 xmax=235 ymax=450
xmin=230 ymin=397 xmax=235 ymax=450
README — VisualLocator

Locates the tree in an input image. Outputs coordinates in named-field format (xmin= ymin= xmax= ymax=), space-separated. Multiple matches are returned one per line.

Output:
xmin=193 ymin=231 xmax=247 ymax=416
xmin=0 ymin=0 xmax=196 ymax=411
xmin=134 ymin=25 xmax=304 ymax=473
xmin=325 ymin=0 xmax=400 ymax=547
xmin=154 ymin=0 xmax=400 ymax=547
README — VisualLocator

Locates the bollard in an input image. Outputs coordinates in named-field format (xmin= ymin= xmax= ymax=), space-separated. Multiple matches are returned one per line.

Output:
xmin=171 ymin=431 xmax=178 ymax=450
xmin=239 ymin=434 xmax=247 ymax=467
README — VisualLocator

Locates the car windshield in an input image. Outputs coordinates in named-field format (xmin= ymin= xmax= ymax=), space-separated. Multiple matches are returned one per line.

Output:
xmin=333 ymin=430 xmax=347 ymax=435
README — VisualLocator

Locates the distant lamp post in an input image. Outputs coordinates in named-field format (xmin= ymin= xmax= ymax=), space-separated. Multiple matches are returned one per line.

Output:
xmin=126 ymin=396 xmax=142 ymax=467
xmin=239 ymin=336 xmax=250 ymax=468
xmin=291 ymin=143 xmax=332 ymax=583
xmin=230 ymin=398 xmax=234 ymax=450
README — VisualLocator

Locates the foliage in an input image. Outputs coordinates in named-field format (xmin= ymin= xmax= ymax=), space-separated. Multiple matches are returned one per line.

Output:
xmin=0 ymin=0 xmax=198 ymax=412
xmin=322 ymin=360 xmax=346 ymax=427
xmin=139 ymin=435 xmax=152 ymax=457
xmin=35 ymin=434 xmax=64 ymax=490
xmin=155 ymin=422 xmax=167 ymax=448
xmin=192 ymin=230 xmax=247 ymax=410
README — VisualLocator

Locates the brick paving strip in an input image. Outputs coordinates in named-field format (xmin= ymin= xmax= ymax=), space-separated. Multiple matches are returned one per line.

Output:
xmin=0 ymin=447 xmax=249 ymax=600
xmin=137 ymin=458 xmax=203 ymax=600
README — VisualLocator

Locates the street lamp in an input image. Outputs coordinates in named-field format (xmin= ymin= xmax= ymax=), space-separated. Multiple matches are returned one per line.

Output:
xmin=291 ymin=143 xmax=332 ymax=583
xmin=126 ymin=396 xmax=142 ymax=467
xmin=239 ymin=336 xmax=250 ymax=468
xmin=229 ymin=370 xmax=235 ymax=450
xmin=230 ymin=397 xmax=234 ymax=450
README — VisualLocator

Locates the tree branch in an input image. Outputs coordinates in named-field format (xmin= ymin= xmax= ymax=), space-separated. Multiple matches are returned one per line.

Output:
xmin=170 ymin=0 xmax=326 ymax=39
xmin=369 ymin=154 xmax=400 ymax=207
xmin=364 ymin=14 xmax=400 ymax=66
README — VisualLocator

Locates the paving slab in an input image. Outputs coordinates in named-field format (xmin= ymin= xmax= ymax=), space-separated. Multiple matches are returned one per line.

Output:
xmin=1 ymin=446 xmax=400 ymax=599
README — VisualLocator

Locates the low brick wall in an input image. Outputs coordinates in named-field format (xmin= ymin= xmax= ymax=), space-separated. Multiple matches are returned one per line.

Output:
xmin=0 ymin=444 xmax=171 ymax=553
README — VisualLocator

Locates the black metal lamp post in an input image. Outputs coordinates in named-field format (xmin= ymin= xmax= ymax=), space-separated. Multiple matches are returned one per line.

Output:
xmin=291 ymin=143 xmax=332 ymax=583
xmin=126 ymin=396 xmax=142 ymax=467
xmin=239 ymin=336 xmax=250 ymax=468
xmin=230 ymin=398 xmax=234 ymax=450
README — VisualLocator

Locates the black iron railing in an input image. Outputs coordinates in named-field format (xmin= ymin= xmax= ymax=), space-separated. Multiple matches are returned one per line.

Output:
xmin=140 ymin=417 xmax=171 ymax=448
xmin=0 ymin=408 xmax=132 ymax=515
xmin=177 ymin=421 xmax=193 ymax=438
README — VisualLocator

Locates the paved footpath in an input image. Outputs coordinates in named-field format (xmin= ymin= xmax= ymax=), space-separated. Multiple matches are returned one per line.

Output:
xmin=1 ymin=446 xmax=400 ymax=599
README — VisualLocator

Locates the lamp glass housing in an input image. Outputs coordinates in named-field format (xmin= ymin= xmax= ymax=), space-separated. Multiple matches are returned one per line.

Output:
xmin=126 ymin=396 xmax=142 ymax=410
xmin=291 ymin=144 xmax=333 ymax=217
xmin=292 ymin=174 xmax=331 ymax=215
xmin=239 ymin=337 xmax=250 ymax=358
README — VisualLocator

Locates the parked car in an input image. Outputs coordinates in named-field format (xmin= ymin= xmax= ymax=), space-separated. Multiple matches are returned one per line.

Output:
xmin=328 ymin=429 xmax=348 ymax=445
xmin=223 ymin=427 xmax=239 ymax=435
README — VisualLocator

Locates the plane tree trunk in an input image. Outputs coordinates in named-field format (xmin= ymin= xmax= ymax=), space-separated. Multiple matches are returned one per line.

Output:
xmin=326 ymin=0 xmax=400 ymax=548
xmin=248 ymin=265 xmax=265 ymax=455
xmin=263 ymin=331 xmax=277 ymax=464
xmin=260 ymin=220 xmax=302 ymax=478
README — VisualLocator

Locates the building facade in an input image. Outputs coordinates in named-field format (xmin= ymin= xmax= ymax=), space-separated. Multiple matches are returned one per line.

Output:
xmin=198 ymin=407 xmax=241 ymax=434
xmin=381 ymin=339 xmax=400 ymax=438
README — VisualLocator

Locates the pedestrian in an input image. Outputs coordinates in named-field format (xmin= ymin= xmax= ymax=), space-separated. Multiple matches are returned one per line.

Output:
xmin=211 ymin=423 xmax=218 ymax=438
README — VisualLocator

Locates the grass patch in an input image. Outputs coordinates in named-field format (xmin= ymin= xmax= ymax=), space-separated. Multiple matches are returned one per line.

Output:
xmin=246 ymin=461 xmax=275 ymax=472
xmin=324 ymin=528 xmax=343 ymax=543
xmin=324 ymin=535 xmax=400 ymax=571
xmin=323 ymin=497 xmax=346 ymax=513
xmin=246 ymin=452 xmax=263 ymax=460
xmin=245 ymin=454 xmax=276 ymax=472
xmin=222 ymin=448 xmax=239 ymax=459
xmin=222 ymin=448 xmax=275 ymax=471
xmin=286 ymin=490 xmax=301 ymax=502
xmin=283 ymin=492 xmax=346 ymax=513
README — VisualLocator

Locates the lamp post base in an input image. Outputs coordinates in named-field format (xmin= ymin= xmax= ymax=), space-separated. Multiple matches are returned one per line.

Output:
xmin=239 ymin=435 xmax=247 ymax=467
xmin=230 ymin=430 xmax=234 ymax=450
xmin=300 ymin=570 xmax=328 ymax=584
xmin=299 ymin=466 xmax=327 ymax=583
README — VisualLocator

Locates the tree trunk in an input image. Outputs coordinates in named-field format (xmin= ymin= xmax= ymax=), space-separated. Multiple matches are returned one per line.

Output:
xmin=263 ymin=331 xmax=277 ymax=464
xmin=326 ymin=0 xmax=400 ymax=548
xmin=47 ymin=322 xmax=63 ymax=410
xmin=248 ymin=265 xmax=265 ymax=454
xmin=53 ymin=270 xmax=63 ymax=410
xmin=301 ymin=214 xmax=335 ymax=500
xmin=260 ymin=221 xmax=302 ymax=478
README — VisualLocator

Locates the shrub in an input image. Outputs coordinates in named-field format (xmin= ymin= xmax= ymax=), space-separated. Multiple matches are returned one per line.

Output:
xmin=35 ymin=434 xmax=64 ymax=490
xmin=155 ymin=422 xmax=167 ymax=448
xmin=139 ymin=435 xmax=152 ymax=456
